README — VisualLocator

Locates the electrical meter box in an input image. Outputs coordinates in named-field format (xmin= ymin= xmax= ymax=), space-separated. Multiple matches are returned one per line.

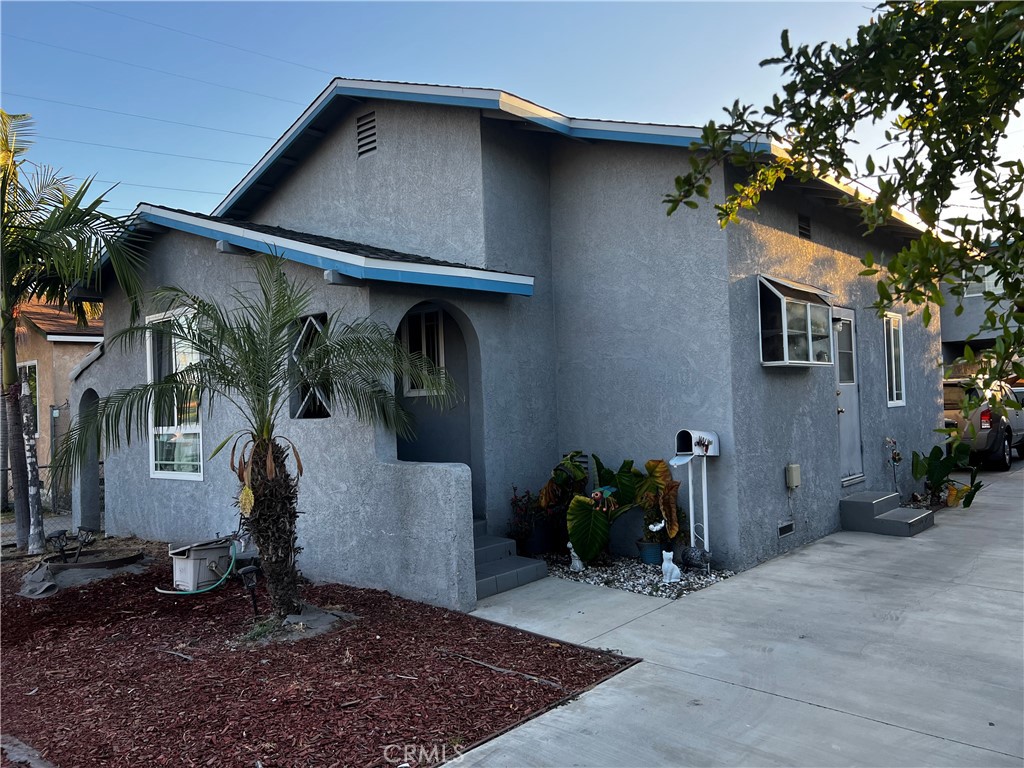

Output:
xmin=675 ymin=429 xmax=720 ymax=457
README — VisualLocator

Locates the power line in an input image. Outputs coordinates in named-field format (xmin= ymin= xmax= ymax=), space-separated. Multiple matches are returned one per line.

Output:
xmin=2 ymin=92 xmax=275 ymax=140
xmin=94 ymin=180 xmax=225 ymax=195
xmin=37 ymin=135 xmax=252 ymax=165
xmin=3 ymin=34 xmax=306 ymax=107
xmin=23 ymin=160 xmax=227 ymax=195
xmin=76 ymin=2 xmax=337 ymax=78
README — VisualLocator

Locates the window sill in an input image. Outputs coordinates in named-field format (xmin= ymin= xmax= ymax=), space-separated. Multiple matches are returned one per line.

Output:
xmin=150 ymin=471 xmax=204 ymax=482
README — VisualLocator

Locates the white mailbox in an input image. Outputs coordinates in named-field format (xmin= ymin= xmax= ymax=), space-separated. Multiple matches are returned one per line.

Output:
xmin=670 ymin=428 xmax=720 ymax=560
xmin=675 ymin=429 xmax=720 ymax=457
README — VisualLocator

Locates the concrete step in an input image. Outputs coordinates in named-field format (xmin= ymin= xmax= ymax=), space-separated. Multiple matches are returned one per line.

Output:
xmin=840 ymin=491 xmax=933 ymax=537
xmin=873 ymin=507 xmax=934 ymax=537
xmin=474 ymin=534 xmax=516 ymax=565
xmin=476 ymin=555 xmax=547 ymax=600
xmin=473 ymin=519 xmax=487 ymax=537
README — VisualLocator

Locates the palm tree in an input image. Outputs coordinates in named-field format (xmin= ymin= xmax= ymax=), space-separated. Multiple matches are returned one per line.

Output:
xmin=62 ymin=254 xmax=457 ymax=617
xmin=2 ymin=109 xmax=144 ymax=552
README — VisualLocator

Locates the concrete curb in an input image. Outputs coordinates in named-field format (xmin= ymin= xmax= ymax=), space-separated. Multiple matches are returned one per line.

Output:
xmin=1 ymin=734 xmax=58 ymax=768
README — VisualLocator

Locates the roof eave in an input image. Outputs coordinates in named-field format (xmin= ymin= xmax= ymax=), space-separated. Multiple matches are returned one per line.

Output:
xmin=137 ymin=205 xmax=534 ymax=297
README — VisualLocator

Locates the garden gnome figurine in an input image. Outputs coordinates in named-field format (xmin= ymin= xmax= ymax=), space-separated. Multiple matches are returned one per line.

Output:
xmin=662 ymin=550 xmax=681 ymax=584
xmin=568 ymin=542 xmax=585 ymax=573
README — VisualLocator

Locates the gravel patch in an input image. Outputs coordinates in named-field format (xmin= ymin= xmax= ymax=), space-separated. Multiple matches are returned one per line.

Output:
xmin=543 ymin=553 xmax=734 ymax=599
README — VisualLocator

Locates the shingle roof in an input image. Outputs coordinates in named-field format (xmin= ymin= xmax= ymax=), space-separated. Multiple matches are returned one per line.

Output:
xmin=132 ymin=203 xmax=534 ymax=296
xmin=147 ymin=205 xmax=514 ymax=274
xmin=19 ymin=300 xmax=103 ymax=338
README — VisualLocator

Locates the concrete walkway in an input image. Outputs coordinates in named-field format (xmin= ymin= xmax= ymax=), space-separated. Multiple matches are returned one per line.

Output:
xmin=467 ymin=466 xmax=1024 ymax=767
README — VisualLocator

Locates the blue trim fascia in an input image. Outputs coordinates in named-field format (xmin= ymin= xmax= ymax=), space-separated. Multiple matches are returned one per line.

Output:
xmin=218 ymin=82 xmax=775 ymax=215
xmin=568 ymin=127 xmax=772 ymax=153
xmin=139 ymin=211 xmax=533 ymax=297
xmin=331 ymin=85 xmax=500 ymax=113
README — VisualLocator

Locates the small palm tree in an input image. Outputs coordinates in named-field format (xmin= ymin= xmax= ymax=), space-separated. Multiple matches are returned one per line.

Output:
xmin=2 ymin=109 xmax=144 ymax=552
xmin=62 ymin=254 xmax=456 ymax=617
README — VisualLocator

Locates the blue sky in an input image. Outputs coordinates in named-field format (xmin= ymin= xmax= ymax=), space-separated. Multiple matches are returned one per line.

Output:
xmin=2 ymin=2 xmax=894 ymax=216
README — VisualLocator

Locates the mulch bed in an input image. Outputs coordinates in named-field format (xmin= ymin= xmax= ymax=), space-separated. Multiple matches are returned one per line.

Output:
xmin=1 ymin=552 xmax=636 ymax=768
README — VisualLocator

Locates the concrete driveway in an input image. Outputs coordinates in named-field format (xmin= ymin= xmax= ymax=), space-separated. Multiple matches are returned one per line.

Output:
xmin=467 ymin=466 xmax=1024 ymax=767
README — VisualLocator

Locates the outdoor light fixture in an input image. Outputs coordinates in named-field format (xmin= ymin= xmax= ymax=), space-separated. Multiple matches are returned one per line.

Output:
xmin=238 ymin=565 xmax=260 ymax=617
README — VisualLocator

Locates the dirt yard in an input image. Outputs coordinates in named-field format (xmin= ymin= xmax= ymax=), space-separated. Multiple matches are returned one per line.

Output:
xmin=1 ymin=544 xmax=635 ymax=767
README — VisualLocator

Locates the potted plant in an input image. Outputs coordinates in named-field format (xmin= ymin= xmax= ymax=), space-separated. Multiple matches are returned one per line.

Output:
xmin=508 ymin=486 xmax=549 ymax=556
xmin=538 ymin=451 xmax=589 ymax=550
xmin=635 ymin=459 xmax=684 ymax=564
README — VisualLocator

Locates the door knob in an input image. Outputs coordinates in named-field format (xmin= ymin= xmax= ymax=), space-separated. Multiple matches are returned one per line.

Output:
xmin=837 ymin=407 xmax=846 ymax=414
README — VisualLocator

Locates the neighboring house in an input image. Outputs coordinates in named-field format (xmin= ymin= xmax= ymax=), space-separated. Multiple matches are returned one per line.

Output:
xmin=940 ymin=260 xmax=1018 ymax=376
xmin=70 ymin=79 xmax=941 ymax=612
xmin=14 ymin=300 xmax=103 ymax=510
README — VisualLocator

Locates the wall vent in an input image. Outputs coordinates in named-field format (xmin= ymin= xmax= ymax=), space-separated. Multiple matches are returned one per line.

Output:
xmin=778 ymin=521 xmax=795 ymax=538
xmin=356 ymin=112 xmax=377 ymax=156
xmin=798 ymin=215 xmax=812 ymax=240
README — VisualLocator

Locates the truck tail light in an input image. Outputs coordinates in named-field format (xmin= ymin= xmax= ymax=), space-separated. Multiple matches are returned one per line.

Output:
xmin=980 ymin=408 xmax=992 ymax=430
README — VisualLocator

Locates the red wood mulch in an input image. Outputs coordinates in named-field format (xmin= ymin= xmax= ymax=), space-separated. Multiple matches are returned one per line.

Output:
xmin=1 ymin=559 xmax=635 ymax=768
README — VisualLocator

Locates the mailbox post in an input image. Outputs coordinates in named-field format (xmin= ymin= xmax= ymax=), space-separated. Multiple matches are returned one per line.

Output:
xmin=669 ymin=429 xmax=719 ymax=555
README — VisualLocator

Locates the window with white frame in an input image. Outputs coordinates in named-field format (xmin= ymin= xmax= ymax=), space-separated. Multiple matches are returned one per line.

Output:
xmin=16 ymin=360 xmax=39 ymax=436
xmin=291 ymin=313 xmax=331 ymax=419
xmin=758 ymin=276 xmax=834 ymax=366
xmin=963 ymin=266 xmax=1003 ymax=297
xmin=884 ymin=313 xmax=906 ymax=406
xmin=401 ymin=308 xmax=445 ymax=396
xmin=147 ymin=313 xmax=202 ymax=479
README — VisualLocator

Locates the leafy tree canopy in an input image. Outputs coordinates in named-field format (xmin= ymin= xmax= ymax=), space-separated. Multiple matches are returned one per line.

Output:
xmin=665 ymin=1 xmax=1023 ymax=400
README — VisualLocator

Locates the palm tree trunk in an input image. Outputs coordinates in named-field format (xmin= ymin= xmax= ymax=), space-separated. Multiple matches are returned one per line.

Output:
xmin=245 ymin=440 xmax=301 ymax=618
xmin=5 ymin=386 xmax=29 ymax=550
xmin=1 ymin=396 xmax=9 ymax=510
xmin=20 ymin=369 xmax=45 ymax=553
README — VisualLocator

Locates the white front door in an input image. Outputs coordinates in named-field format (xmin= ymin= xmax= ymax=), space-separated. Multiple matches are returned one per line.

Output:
xmin=834 ymin=307 xmax=864 ymax=482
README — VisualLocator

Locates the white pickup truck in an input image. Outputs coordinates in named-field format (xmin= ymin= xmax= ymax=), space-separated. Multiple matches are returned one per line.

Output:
xmin=943 ymin=379 xmax=1024 ymax=470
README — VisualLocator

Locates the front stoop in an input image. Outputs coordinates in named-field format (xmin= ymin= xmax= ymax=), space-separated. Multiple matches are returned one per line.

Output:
xmin=473 ymin=522 xmax=546 ymax=599
xmin=840 ymin=491 xmax=934 ymax=537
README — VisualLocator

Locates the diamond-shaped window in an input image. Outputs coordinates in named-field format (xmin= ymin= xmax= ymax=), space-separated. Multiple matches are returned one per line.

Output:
xmin=291 ymin=315 xmax=331 ymax=419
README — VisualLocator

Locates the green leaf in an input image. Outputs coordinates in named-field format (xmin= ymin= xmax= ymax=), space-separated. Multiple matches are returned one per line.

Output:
xmin=566 ymin=495 xmax=609 ymax=563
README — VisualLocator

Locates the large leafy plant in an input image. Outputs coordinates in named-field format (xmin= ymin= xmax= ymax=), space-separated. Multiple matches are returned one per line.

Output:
xmin=564 ymin=455 xmax=685 ymax=563
xmin=635 ymin=459 xmax=682 ymax=544
xmin=911 ymin=443 xmax=981 ymax=508
xmin=563 ymin=454 xmax=637 ymax=563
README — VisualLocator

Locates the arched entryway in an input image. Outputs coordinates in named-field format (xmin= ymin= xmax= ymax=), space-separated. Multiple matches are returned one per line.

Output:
xmin=77 ymin=388 xmax=102 ymax=530
xmin=396 ymin=302 xmax=484 ymax=516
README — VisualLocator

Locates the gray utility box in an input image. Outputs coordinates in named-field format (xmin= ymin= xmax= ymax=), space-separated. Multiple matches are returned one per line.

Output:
xmin=168 ymin=538 xmax=232 ymax=591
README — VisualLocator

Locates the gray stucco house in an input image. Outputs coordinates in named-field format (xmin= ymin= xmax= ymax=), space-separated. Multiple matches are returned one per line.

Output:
xmin=70 ymin=79 xmax=942 ymax=612
xmin=940 ymin=256 xmax=1018 ymax=375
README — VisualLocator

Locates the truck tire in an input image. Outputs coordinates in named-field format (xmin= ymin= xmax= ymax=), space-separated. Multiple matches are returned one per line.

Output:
xmin=993 ymin=432 xmax=1012 ymax=471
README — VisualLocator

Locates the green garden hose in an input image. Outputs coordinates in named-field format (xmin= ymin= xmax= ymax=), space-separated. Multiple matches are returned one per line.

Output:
xmin=155 ymin=539 xmax=237 ymax=595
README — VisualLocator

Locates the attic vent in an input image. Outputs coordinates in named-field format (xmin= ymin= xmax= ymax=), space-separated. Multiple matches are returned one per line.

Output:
xmin=798 ymin=215 xmax=812 ymax=240
xmin=356 ymin=112 xmax=377 ymax=156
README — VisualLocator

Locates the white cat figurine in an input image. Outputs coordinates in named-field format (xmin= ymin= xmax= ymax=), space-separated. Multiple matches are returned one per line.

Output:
xmin=662 ymin=550 xmax=681 ymax=584
xmin=568 ymin=542 xmax=585 ymax=573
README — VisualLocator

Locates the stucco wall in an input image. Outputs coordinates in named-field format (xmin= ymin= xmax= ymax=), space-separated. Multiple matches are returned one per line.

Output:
xmin=251 ymin=100 xmax=488 ymax=268
xmin=724 ymin=184 xmax=943 ymax=571
xmin=15 ymin=325 xmax=97 ymax=497
xmin=547 ymin=139 xmax=740 ymax=557
xmin=15 ymin=327 xmax=52 ymax=468
xmin=70 ymin=231 xmax=476 ymax=611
